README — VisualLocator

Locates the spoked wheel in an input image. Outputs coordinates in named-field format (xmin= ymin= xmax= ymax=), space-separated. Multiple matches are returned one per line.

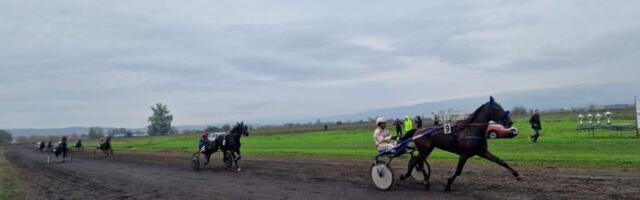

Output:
xmin=410 ymin=160 xmax=431 ymax=182
xmin=192 ymin=153 xmax=201 ymax=172
xmin=370 ymin=161 xmax=394 ymax=191
xmin=223 ymin=151 xmax=233 ymax=169
xmin=67 ymin=150 xmax=73 ymax=162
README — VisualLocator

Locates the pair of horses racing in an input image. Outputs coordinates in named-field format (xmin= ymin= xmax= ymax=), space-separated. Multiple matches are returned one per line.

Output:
xmin=192 ymin=122 xmax=249 ymax=172
xmin=371 ymin=97 xmax=522 ymax=191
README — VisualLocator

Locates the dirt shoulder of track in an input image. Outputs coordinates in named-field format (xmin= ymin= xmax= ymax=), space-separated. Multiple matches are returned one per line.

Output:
xmin=3 ymin=145 xmax=640 ymax=200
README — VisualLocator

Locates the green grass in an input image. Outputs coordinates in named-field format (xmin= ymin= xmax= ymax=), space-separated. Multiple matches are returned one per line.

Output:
xmin=109 ymin=113 xmax=640 ymax=169
xmin=0 ymin=148 xmax=24 ymax=199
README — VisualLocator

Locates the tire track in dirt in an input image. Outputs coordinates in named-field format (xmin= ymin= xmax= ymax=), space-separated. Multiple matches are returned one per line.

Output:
xmin=5 ymin=145 xmax=640 ymax=200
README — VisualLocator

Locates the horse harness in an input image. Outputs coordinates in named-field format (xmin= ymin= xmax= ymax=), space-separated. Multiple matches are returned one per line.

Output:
xmin=434 ymin=123 xmax=489 ymax=141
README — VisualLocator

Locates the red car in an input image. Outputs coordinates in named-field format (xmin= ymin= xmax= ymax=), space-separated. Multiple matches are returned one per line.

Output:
xmin=486 ymin=123 xmax=518 ymax=139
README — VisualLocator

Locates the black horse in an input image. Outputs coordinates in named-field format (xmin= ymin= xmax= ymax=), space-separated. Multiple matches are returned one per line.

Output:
xmin=198 ymin=122 xmax=249 ymax=171
xmin=37 ymin=141 xmax=46 ymax=152
xmin=222 ymin=122 xmax=250 ymax=171
xmin=74 ymin=139 xmax=83 ymax=151
xmin=48 ymin=137 xmax=72 ymax=163
xmin=93 ymin=136 xmax=113 ymax=158
xmin=406 ymin=97 xmax=521 ymax=191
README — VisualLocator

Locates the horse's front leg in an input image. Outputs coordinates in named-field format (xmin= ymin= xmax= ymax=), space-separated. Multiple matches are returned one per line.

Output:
xmin=445 ymin=154 xmax=470 ymax=191
xmin=236 ymin=148 xmax=242 ymax=160
xmin=479 ymin=150 xmax=521 ymax=181
xmin=234 ymin=151 xmax=241 ymax=172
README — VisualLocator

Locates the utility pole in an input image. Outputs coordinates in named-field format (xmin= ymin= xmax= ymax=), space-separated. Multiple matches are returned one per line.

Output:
xmin=633 ymin=96 xmax=640 ymax=137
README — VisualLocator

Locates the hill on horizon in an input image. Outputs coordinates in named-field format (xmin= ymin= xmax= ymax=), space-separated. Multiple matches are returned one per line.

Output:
xmin=316 ymin=81 xmax=640 ymax=122
xmin=6 ymin=82 xmax=639 ymax=136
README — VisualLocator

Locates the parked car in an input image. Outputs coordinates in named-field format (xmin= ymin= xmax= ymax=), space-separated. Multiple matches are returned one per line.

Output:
xmin=486 ymin=123 xmax=518 ymax=139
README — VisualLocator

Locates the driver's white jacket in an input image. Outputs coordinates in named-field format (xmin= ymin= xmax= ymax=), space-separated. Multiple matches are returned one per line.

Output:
xmin=373 ymin=127 xmax=394 ymax=151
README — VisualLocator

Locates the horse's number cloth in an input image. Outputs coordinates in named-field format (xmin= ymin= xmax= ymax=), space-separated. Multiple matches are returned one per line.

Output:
xmin=444 ymin=123 xmax=452 ymax=134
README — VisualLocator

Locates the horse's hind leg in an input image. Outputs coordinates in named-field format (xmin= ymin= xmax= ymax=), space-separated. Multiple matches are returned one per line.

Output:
xmin=479 ymin=150 xmax=521 ymax=181
xmin=445 ymin=155 xmax=470 ymax=191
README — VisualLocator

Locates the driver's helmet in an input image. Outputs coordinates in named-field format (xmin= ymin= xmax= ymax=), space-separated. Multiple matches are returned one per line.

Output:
xmin=376 ymin=117 xmax=386 ymax=126
xmin=201 ymin=133 xmax=209 ymax=140
xmin=60 ymin=136 xmax=67 ymax=142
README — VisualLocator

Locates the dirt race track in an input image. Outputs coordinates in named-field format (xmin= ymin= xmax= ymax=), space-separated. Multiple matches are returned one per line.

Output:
xmin=4 ymin=145 xmax=640 ymax=200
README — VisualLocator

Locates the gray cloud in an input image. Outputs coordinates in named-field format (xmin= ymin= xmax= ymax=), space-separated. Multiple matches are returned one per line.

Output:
xmin=1 ymin=0 xmax=639 ymax=128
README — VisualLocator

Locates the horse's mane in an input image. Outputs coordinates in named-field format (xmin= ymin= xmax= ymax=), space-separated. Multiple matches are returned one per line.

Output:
xmin=461 ymin=103 xmax=489 ymax=124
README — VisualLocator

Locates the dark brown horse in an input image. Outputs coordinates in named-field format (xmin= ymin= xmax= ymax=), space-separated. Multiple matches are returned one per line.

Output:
xmin=407 ymin=97 xmax=521 ymax=191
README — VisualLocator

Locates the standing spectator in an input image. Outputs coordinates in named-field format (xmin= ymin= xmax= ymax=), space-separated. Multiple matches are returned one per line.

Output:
xmin=433 ymin=114 xmax=441 ymax=126
xmin=404 ymin=115 xmax=413 ymax=133
xmin=529 ymin=109 xmax=542 ymax=143
xmin=393 ymin=118 xmax=403 ymax=138
xmin=415 ymin=115 xmax=423 ymax=129
xmin=324 ymin=124 xmax=328 ymax=131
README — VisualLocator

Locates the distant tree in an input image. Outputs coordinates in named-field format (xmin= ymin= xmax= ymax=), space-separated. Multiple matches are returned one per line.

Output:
xmin=588 ymin=103 xmax=597 ymax=111
xmin=221 ymin=124 xmax=231 ymax=132
xmin=15 ymin=136 xmax=29 ymax=144
xmin=336 ymin=121 xmax=343 ymax=126
xmin=512 ymin=106 xmax=528 ymax=115
xmin=88 ymin=127 xmax=104 ymax=140
xmin=147 ymin=103 xmax=173 ymax=136
xmin=0 ymin=129 xmax=13 ymax=144
xmin=205 ymin=126 xmax=222 ymax=133
xmin=108 ymin=128 xmax=128 ymax=137
xmin=125 ymin=130 xmax=133 ymax=137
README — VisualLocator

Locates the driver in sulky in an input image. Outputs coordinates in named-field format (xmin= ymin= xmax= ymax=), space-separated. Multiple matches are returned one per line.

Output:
xmin=373 ymin=117 xmax=396 ymax=152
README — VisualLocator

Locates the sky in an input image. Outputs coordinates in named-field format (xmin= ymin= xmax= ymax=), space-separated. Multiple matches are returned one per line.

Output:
xmin=1 ymin=0 xmax=639 ymax=129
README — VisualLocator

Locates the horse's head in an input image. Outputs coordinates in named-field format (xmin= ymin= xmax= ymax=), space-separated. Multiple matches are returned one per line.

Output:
xmin=485 ymin=96 xmax=513 ymax=128
xmin=232 ymin=121 xmax=250 ymax=137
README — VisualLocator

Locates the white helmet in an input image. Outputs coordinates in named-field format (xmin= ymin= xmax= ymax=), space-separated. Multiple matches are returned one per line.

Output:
xmin=376 ymin=117 xmax=385 ymax=125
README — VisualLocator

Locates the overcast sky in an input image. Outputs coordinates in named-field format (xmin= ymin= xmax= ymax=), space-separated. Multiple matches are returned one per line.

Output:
xmin=1 ymin=1 xmax=639 ymax=129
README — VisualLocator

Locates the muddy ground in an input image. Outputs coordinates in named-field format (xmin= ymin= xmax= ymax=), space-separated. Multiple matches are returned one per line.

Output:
xmin=3 ymin=145 xmax=639 ymax=200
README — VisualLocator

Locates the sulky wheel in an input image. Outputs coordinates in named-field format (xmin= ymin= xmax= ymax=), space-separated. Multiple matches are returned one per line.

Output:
xmin=410 ymin=160 xmax=431 ymax=182
xmin=67 ymin=150 xmax=73 ymax=162
xmin=370 ymin=161 xmax=394 ymax=190
xmin=192 ymin=153 xmax=201 ymax=172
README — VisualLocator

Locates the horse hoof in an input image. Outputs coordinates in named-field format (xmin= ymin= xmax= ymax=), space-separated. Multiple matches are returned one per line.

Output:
xmin=399 ymin=175 xmax=408 ymax=181
xmin=424 ymin=184 xmax=430 ymax=190
xmin=237 ymin=168 xmax=242 ymax=172
xmin=444 ymin=187 xmax=451 ymax=192
xmin=516 ymin=176 xmax=523 ymax=181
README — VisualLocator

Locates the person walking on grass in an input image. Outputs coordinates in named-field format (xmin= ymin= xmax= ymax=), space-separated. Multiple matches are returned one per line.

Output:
xmin=529 ymin=109 xmax=542 ymax=143
xmin=393 ymin=118 xmax=403 ymax=138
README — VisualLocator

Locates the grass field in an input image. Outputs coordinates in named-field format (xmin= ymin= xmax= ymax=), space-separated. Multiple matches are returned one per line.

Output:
xmin=108 ymin=113 xmax=640 ymax=169
xmin=0 ymin=147 xmax=24 ymax=199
